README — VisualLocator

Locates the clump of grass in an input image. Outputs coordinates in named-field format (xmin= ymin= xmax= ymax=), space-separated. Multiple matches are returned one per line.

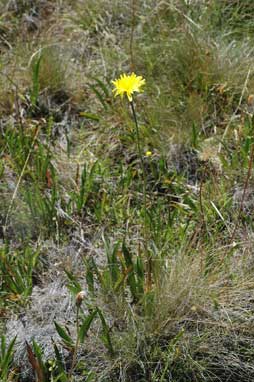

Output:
xmin=132 ymin=3 xmax=254 ymax=151
xmin=0 ymin=245 xmax=40 ymax=307
xmin=30 ymin=46 xmax=68 ymax=105
xmin=0 ymin=335 xmax=17 ymax=382
xmin=206 ymin=0 xmax=254 ymax=38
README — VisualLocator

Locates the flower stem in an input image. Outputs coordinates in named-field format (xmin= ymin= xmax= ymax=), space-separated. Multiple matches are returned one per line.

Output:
xmin=130 ymin=101 xmax=145 ymax=176
xmin=68 ymin=306 xmax=80 ymax=381
xmin=130 ymin=100 xmax=152 ymax=291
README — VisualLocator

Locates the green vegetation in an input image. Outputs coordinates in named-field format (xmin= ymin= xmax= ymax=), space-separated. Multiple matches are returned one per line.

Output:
xmin=1 ymin=0 xmax=254 ymax=381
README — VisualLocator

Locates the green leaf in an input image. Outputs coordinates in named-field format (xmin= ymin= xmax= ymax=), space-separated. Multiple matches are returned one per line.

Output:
xmin=26 ymin=340 xmax=45 ymax=382
xmin=122 ymin=243 xmax=138 ymax=300
xmin=88 ymin=258 xmax=104 ymax=288
xmin=113 ymin=272 xmax=127 ymax=292
xmin=88 ymin=84 xmax=108 ymax=110
xmin=96 ymin=308 xmax=114 ymax=356
xmin=0 ymin=336 xmax=16 ymax=379
xmin=31 ymin=54 xmax=42 ymax=107
xmin=32 ymin=340 xmax=48 ymax=380
xmin=64 ymin=270 xmax=82 ymax=295
xmin=85 ymin=371 xmax=96 ymax=382
xmin=53 ymin=342 xmax=68 ymax=381
xmin=54 ymin=322 xmax=74 ymax=348
xmin=78 ymin=310 xmax=97 ymax=343
xmin=1 ymin=334 xmax=6 ymax=357
xmin=90 ymin=76 xmax=110 ymax=98
xmin=105 ymin=241 xmax=121 ymax=286
xmin=135 ymin=256 xmax=144 ymax=295
xmin=79 ymin=112 xmax=100 ymax=121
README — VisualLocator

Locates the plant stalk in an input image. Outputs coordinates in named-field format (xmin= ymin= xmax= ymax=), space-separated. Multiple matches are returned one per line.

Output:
xmin=68 ymin=306 xmax=80 ymax=382
xmin=130 ymin=100 xmax=152 ymax=291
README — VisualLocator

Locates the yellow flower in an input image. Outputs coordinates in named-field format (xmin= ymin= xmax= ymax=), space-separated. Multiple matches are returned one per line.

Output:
xmin=112 ymin=72 xmax=145 ymax=102
xmin=145 ymin=151 xmax=152 ymax=157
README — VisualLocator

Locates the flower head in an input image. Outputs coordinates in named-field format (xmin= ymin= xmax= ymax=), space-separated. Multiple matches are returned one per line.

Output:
xmin=145 ymin=150 xmax=152 ymax=157
xmin=76 ymin=290 xmax=86 ymax=307
xmin=112 ymin=72 xmax=145 ymax=102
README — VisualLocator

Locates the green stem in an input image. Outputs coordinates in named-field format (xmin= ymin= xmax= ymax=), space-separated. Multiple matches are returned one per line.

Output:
xmin=68 ymin=306 xmax=80 ymax=381
xmin=130 ymin=101 xmax=145 ymax=179
xmin=130 ymin=100 xmax=152 ymax=290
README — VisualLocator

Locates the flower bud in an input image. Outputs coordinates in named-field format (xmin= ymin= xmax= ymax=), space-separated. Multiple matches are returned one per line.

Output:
xmin=76 ymin=290 xmax=86 ymax=307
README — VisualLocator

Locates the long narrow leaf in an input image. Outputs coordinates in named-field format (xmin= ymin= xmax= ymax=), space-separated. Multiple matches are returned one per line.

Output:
xmin=53 ymin=342 xmax=68 ymax=381
xmin=96 ymin=308 xmax=114 ymax=356
xmin=78 ymin=310 xmax=97 ymax=343
xmin=88 ymin=84 xmax=108 ymax=110
xmin=0 ymin=336 xmax=16 ymax=379
xmin=31 ymin=55 xmax=42 ymax=106
xmin=54 ymin=322 xmax=74 ymax=348
xmin=122 ymin=243 xmax=138 ymax=300
xmin=26 ymin=341 xmax=45 ymax=382
xmin=91 ymin=76 xmax=110 ymax=98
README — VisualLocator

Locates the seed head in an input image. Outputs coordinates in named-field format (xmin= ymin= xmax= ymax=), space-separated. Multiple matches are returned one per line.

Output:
xmin=75 ymin=290 xmax=86 ymax=307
